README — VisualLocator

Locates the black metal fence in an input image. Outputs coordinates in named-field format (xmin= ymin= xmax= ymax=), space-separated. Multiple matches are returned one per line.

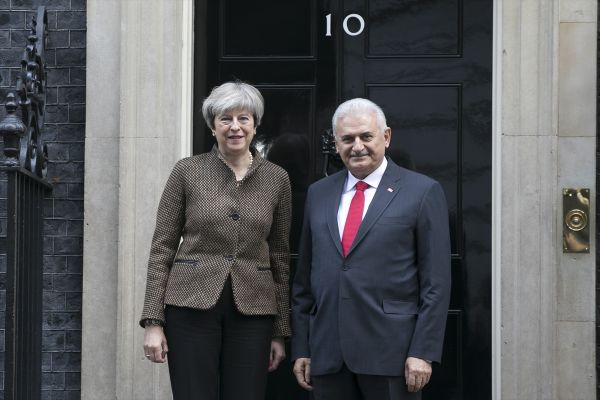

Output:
xmin=0 ymin=7 xmax=51 ymax=400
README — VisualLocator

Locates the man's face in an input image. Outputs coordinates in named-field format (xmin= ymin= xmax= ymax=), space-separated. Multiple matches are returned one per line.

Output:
xmin=335 ymin=111 xmax=391 ymax=179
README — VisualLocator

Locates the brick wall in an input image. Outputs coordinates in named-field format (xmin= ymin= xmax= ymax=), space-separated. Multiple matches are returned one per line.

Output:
xmin=0 ymin=1 xmax=85 ymax=399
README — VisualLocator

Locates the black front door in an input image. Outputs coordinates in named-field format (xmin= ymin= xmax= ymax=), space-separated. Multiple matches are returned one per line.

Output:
xmin=194 ymin=1 xmax=492 ymax=398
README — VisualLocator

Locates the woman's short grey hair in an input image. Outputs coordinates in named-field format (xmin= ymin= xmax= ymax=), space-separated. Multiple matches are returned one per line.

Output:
xmin=331 ymin=98 xmax=387 ymax=136
xmin=202 ymin=81 xmax=264 ymax=130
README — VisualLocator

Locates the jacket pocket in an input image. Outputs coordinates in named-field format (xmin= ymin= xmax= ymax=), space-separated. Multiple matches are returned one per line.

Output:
xmin=257 ymin=265 xmax=271 ymax=271
xmin=172 ymin=259 xmax=197 ymax=266
xmin=382 ymin=299 xmax=418 ymax=315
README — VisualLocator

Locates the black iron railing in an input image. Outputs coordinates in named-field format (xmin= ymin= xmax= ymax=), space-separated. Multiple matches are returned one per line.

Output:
xmin=0 ymin=7 xmax=51 ymax=400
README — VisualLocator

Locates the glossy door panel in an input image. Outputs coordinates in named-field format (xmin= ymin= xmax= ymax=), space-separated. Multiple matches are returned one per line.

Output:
xmin=425 ymin=310 xmax=462 ymax=398
xmin=195 ymin=0 xmax=492 ymax=398
xmin=255 ymin=87 xmax=314 ymax=252
xmin=339 ymin=0 xmax=492 ymax=396
xmin=222 ymin=0 xmax=314 ymax=57
xmin=197 ymin=3 xmax=331 ymax=396
xmin=367 ymin=0 xmax=461 ymax=56
xmin=367 ymin=84 xmax=462 ymax=256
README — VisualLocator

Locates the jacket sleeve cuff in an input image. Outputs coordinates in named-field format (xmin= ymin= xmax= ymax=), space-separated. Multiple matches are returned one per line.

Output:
xmin=272 ymin=316 xmax=291 ymax=338
xmin=139 ymin=308 xmax=166 ymax=329
xmin=139 ymin=318 xmax=165 ymax=328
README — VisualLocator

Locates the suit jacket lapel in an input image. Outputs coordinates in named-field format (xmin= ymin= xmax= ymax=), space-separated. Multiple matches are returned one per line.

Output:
xmin=346 ymin=160 xmax=404 ymax=256
xmin=326 ymin=171 xmax=347 ymax=257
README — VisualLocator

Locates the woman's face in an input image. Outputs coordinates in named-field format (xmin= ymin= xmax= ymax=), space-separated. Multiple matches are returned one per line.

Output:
xmin=213 ymin=109 xmax=256 ymax=155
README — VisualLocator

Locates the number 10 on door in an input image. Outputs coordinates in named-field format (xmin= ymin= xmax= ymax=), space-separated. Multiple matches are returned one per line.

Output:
xmin=325 ymin=13 xmax=366 ymax=37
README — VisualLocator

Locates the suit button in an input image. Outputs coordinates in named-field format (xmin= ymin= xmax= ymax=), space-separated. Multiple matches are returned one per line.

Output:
xmin=342 ymin=265 xmax=350 ymax=271
xmin=224 ymin=255 xmax=234 ymax=261
xmin=231 ymin=213 xmax=240 ymax=221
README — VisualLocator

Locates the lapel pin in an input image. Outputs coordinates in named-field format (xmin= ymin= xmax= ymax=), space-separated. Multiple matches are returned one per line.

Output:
xmin=387 ymin=187 xmax=393 ymax=192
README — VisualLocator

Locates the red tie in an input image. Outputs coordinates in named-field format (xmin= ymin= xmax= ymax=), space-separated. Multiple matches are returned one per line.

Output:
xmin=342 ymin=181 xmax=369 ymax=256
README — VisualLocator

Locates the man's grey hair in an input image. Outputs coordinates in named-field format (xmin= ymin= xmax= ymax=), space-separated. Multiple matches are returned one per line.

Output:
xmin=331 ymin=98 xmax=387 ymax=136
xmin=202 ymin=81 xmax=264 ymax=130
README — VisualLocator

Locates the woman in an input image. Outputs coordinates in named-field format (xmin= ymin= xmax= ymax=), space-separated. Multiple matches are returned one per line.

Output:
xmin=140 ymin=81 xmax=291 ymax=400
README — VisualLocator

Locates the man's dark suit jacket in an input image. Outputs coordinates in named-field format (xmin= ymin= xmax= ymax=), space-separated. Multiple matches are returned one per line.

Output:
xmin=291 ymin=158 xmax=451 ymax=376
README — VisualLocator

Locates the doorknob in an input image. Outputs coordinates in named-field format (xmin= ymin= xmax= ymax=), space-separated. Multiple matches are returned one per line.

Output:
xmin=321 ymin=129 xmax=343 ymax=176
xmin=563 ymin=188 xmax=590 ymax=253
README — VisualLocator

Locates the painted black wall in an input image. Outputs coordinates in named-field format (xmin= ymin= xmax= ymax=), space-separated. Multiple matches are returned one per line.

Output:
xmin=0 ymin=0 xmax=85 ymax=398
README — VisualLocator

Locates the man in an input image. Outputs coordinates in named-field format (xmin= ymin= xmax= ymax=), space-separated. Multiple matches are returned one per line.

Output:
xmin=291 ymin=98 xmax=451 ymax=400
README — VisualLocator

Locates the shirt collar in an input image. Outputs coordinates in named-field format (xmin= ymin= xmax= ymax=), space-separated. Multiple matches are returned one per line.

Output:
xmin=344 ymin=157 xmax=388 ymax=193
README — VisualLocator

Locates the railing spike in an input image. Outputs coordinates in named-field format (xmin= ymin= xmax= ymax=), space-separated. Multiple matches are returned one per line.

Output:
xmin=0 ymin=6 xmax=47 ymax=178
xmin=0 ymin=93 xmax=26 ymax=167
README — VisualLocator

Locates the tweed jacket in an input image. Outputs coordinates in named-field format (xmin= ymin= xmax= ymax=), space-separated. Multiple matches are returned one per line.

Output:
xmin=140 ymin=146 xmax=292 ymax=337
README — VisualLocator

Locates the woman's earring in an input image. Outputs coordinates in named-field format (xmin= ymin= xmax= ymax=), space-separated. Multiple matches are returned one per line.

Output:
xmin=212 ymin=131 xmax=216 ymax=136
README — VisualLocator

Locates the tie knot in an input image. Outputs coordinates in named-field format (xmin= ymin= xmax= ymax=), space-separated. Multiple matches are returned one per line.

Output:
xmin=355 ymin=181 xmax=369 ymax=192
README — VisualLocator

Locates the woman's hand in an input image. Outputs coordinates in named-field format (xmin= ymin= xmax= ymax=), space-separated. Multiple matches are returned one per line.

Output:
xmin=144 ymin=326 xmax=169 ymax=363
xmin=268 ymin=337 xmax=286 ymax=371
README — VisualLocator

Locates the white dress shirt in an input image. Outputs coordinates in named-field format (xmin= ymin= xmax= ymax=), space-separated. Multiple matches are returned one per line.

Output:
xmin=337 ymin=158 xmax=388 ymax=239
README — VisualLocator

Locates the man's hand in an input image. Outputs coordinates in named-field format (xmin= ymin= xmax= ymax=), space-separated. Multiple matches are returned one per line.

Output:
xmin=404 ymin=357 xmax=431 ymax=392
xmin=268 ymin=337 xmax=286 ymax=372
xmin=293 ymin=358 xmax=313 ymax=390
xmin=143 ymin=326 xmax=168 ymax=363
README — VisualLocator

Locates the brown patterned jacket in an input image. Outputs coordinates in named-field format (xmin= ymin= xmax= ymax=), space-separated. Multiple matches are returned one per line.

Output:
xmin=140 ymin=146 xmax=292 ymax=337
